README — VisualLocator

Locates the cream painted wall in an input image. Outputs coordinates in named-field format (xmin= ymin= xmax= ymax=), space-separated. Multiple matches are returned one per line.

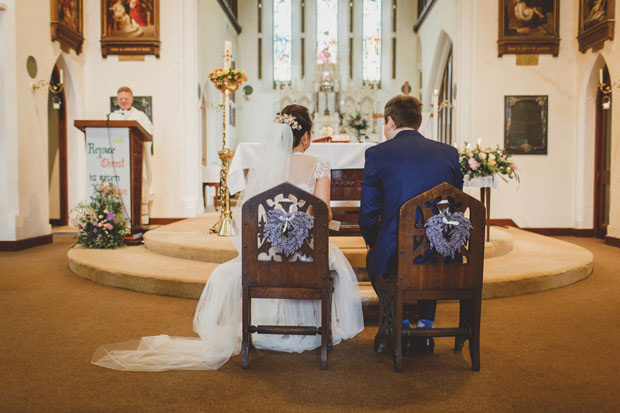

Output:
xmin=8 ymin=0 xmax=85 ymax=240
xmin=236 ymin=0 xmax=419 ymax=143
xmin=418 ymin=0 xmax=619 ymax=230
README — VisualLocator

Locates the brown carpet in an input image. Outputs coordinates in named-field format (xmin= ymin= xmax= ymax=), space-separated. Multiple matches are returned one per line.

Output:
xmin=1 ymin=236 xmax=619 ymax=412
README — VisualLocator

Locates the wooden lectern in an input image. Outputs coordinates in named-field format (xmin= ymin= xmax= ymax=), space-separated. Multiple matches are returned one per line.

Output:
xmin=74 ymin=120 xmax=152 ymax=231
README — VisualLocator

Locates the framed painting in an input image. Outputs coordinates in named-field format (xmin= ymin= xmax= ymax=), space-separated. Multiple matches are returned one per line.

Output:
xmin=110 ymin=96 xmax=153 ymax=121
xmin=101 ymin=0 xmax=160 ymax=58
xmin=504 ymin=96 xmax=548 ymax=155
xmin=498 ymin=0 xmax=560 ymax=56
xmin=578 ymin=0 xmax=615 ymax=52
xmin=51 ymin=0 xmax=84 ymax=54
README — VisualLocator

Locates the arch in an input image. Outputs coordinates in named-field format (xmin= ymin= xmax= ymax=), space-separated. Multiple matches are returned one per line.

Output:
xmin=425 ymin=30 xmax=453 ymax=106
xmin=575 ymin=53 xmax=608 ymax=229
xmin=52 ymin=54 xmax=86 ymax=214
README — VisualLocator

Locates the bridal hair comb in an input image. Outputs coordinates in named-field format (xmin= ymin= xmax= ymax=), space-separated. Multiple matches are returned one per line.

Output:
xmin=274 ymin=113 xmax=302 ymax=130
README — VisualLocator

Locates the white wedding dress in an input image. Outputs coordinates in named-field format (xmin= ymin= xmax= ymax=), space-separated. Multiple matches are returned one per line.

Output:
xmin=92 ymin=124 xmax=364 ymax=371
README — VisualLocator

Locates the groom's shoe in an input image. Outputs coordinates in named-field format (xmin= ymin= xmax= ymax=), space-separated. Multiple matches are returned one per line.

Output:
xmin=415 ymin=319 xmax=435 ymax=355
xmin=415 ymin=337 xmax=435 ymax=355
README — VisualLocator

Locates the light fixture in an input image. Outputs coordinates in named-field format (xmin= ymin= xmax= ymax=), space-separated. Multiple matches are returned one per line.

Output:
xmin=602 ymin=95 xmax=611 ymax=110
xmin=31 ymin=69 xmax=64 ymax=94
xmin=52 ymin=95 xmax=61 ymax=110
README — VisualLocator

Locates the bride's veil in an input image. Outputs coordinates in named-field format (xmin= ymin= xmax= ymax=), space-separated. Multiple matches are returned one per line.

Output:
xmin=229 ymin=122 xmax=293 ymax=252
xmin=91 ymin=122 xmax=296 ymax=371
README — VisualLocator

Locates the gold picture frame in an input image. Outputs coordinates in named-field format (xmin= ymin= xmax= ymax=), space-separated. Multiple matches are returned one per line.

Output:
xmin=51 ymin=0 xmax=84 ymax=54
xmin=498 ymin=0 xmax=560 ymax=57
xmin=578 ymin=0 xmax=615 ymax=53
xmin=101 ymin=0 xmax=160 ymax=58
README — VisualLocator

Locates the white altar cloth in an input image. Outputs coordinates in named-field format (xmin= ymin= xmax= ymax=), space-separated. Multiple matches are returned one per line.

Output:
xmin=228 ymin=142 xmax=374 ymax=195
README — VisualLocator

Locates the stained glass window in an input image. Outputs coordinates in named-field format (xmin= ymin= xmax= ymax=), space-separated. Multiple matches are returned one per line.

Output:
xmin=317 ymin=0 xmax=338 ymax=64
xmin=363 ymin=0 xmax=382 ymax=83
xmin=273 ymin=0 xmax=292 ymax=82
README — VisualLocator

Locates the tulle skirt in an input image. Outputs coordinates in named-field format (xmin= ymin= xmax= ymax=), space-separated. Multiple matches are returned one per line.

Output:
xmin=91 ymin=241 xmax=364 ymax=371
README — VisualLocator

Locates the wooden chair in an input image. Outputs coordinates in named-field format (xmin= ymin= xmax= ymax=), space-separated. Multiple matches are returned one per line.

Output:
xmin=374 ymin=182 xmax=486 ymax=372
xmin=241 ymin=182 xmax=334 ymax=370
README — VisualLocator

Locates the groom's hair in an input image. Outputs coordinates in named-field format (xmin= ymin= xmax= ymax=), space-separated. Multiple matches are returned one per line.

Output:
xmin=384 ymin=95 xmax=422 ymax=130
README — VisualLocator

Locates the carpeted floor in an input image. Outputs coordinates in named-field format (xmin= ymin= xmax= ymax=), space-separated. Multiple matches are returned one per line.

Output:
xmin=1 ymin=236 xmax=619 ymax=412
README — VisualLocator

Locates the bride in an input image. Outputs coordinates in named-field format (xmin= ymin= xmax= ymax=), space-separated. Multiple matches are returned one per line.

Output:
xmin=92 ymin=104 xmax=364 ymax=371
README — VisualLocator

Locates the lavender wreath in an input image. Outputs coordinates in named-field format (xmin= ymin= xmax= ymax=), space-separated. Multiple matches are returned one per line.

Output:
xmin=264 ymin=209 xmax=314 ymax=256
xmin=424 ymin=208 xmax=473 ymax=259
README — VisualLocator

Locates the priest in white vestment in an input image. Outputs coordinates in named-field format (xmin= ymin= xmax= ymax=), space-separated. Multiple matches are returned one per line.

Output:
xmin=109 ymin=86 xmax=154 ymax=225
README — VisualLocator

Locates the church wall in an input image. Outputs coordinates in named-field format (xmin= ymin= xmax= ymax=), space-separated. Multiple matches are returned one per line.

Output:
xmin=7 ymin=0 xmax=86 ymax=240
xmin=0 ymin=0 xmax=19 ymax=240
xmin=419 ymin=0 xmax=613 ymax=230
xmin=81 ymin=0 xmax=202 ymax=218
xmin=235 ymin=0 xmax=419 ymax=144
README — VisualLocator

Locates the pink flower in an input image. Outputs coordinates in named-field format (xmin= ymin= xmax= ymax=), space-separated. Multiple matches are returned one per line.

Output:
xmin=479 ymin=152 xmax=487 ymax=160
xmin=468 ymin=157 xmax=481 ymax=170
xmin=105 ymin=223 xmax=113 ymax=230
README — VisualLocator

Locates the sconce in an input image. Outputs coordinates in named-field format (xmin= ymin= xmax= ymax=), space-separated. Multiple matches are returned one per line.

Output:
xmin=436 ymin=100 xmax=454 ymax=111
xmin=31 ymin=69 xmax=64 ymax=94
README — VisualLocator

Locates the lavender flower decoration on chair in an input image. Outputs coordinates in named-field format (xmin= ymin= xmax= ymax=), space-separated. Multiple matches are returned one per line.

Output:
xmin=424 ymin=208 xmax=473 ymax=259
xmin=264 ymin=209 xmax=314 ymax=256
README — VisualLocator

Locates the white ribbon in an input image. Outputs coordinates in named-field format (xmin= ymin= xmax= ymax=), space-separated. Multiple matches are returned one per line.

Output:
xmin=278 ymin=213 xmax=295 ymax=232
xmin=442 ymin=216 xmax=460 ymax=226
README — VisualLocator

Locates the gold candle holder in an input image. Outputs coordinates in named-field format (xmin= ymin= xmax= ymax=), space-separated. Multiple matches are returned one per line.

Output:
xmin=210 ymin=79 xmax=240 ymax=236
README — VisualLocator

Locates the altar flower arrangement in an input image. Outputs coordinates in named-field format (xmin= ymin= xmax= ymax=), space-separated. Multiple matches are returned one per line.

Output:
xmin=70 ymin=180 xmax=129 ymax=249
xmin=208 ymin=67 xmax=248 ymax=85
xmin=348 ymin=111 xmax=369 ymax=140
xmin=459 ymin=142 xmax=519 ymax=183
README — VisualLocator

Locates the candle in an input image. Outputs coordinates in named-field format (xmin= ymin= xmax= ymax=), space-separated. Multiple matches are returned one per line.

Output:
xmin=433 ymin=89 xmax=439 ymax=96
xmin=224 ymin=41 xmax=232 ymax=69
xmin=599 ymin=69 xmax=603 ymax=85
xmin=59 ymin=69 xmax=64 ymax=84
xmin=477 ymin=138 xmax=482 ymax=146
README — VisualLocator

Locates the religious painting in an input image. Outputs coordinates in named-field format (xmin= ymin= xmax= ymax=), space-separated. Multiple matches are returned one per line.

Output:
xmin=50 ymin=0 xmax=84 ymax=54
xmin=578 ymin=0 xmax=615 ymax=52
xmin=101 ymin=0 xmax=160 ymax=58
xmin=498 ymin=0 xmax=560 ymax=57
xmin=504 ymin=96 xmax=548 ymax=155
xmin=110 ymin=96 xmax=153 ymax=121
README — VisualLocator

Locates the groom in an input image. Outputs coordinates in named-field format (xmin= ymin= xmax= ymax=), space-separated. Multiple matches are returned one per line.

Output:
xmin=359 ymin=95 xmax=463 ymax=354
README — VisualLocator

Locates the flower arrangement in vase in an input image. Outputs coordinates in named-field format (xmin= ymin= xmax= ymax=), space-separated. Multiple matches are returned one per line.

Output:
xmin=70 ymin=180 xmax=129 ymax=249
xmin=459 ymin=142 xmax=519 ymax=183
xmin=348 ymin=112 xmax=369 ymax=142
xmin=208 ymin=67 xmax=248 ymax=92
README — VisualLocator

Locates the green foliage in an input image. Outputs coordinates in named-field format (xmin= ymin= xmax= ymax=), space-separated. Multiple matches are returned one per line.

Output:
xmin=459 ymin=143 xmax=519 ymax=183
xmin=70 ymin=180 xmax=130 ymax=249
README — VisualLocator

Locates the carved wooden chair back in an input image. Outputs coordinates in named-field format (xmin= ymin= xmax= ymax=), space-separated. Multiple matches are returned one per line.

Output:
xmin=241 ymin=182 xmax=333 ymax=369
xmin=376 ymin=182 xmax=485 ymax=372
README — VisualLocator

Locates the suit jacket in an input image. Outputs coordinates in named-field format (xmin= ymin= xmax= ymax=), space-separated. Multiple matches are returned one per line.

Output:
xmin=359 ymin=130 xmax=464 ymax=278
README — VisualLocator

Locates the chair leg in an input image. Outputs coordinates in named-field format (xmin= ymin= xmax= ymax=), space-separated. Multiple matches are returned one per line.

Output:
xmin=469 ymin=296 xmax=481 ymax=371
xmin=454 ymin=299 xmax=467 ymax=352
xmin=393 ymin=293 xmax=403 ymax=373
xmin=242 ymin=288 xmax=250 ymax=369
xmin=320 ymin=289 xmax=329 ymax=370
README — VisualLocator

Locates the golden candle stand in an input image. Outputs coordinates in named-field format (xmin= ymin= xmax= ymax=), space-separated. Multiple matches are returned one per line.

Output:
xmin=210 ymin=80 xmax=240 ymax=236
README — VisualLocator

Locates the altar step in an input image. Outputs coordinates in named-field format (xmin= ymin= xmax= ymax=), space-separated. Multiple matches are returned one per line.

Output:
xmin=67 ymin=214 xmax=593 ymax=302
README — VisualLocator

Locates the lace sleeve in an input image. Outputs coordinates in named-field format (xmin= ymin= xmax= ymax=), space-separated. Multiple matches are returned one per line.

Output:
xmin=314 ymin=158 xmax=331 ymax=180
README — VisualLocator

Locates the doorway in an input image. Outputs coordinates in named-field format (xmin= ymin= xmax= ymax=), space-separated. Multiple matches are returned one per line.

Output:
xmin=594 ymin=66 xmax=612 ymax=238
xmin=48 ymin=65 xmax=68 ymax=226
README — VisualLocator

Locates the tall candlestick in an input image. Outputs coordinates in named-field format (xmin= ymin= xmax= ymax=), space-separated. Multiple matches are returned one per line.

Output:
xmin=224 ymin=41 xmax=232 ymax=69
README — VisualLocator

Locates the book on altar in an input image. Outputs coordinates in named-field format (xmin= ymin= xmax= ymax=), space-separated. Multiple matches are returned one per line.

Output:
xmin=329 ymin=220 xmax=341 ymax=231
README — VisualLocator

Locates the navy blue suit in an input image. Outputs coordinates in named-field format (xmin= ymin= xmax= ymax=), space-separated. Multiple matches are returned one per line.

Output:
xmin=359 ymin=130 xmax=463 ymax=321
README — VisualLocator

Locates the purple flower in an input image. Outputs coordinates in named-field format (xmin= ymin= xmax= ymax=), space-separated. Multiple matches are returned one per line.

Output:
xmin=93 ymin=228 xmax=98 ymax=233
xmin=106 ymin=212 xmax=116 ymax=221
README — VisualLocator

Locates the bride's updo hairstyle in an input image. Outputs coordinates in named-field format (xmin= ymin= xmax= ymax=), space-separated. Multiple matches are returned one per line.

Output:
xmin=278 ymin=104 xmax=313 ymax=149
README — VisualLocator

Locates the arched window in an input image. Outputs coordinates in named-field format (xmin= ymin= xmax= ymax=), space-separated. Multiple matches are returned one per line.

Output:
xmin=362 ymin=0 xmax=382 ymax=84
xmin=438 ymin=46 xmax=453 ymax=144
xmin=273 ymin=0 xmax=292 ymax=83
xmin=316 ymin=0 xmax=338 ymax=64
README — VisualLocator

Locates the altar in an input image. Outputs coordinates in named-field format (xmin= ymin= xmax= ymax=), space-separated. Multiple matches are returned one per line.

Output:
xmin=228 ymin=142 xmax=374 ymax=234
